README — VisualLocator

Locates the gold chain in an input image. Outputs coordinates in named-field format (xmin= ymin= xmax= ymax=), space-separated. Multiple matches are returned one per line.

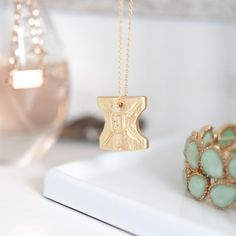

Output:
xmin=118 ymin=0 xmax=134 ymax=100
xmin=9 ymin=0 xmax=45 ymax=69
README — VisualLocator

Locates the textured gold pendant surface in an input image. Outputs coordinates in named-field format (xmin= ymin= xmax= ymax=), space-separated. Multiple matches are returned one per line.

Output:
xmin=97 ymin=96 xmax=149 ymax=151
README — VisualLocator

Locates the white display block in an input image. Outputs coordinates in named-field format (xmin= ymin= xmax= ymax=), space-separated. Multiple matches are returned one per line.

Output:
xmin=43 ymin=139 xmax=236 ymax=236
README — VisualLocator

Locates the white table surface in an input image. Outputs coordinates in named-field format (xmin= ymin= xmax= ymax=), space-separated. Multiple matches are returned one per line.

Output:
xmin=0 ymin=141 xmax=128 ymax=236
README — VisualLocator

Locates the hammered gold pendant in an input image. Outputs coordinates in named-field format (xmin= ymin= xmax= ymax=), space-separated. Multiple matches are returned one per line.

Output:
xmin=97 ymin=96 xmax=149 ymax=151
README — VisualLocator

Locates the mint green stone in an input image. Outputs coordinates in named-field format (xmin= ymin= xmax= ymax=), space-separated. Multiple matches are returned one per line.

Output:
xmin=210 ymin=184 xmax=236 ymax=209
xmin=229 ymin=150 xmax=236 ymax=159
xmin=229 ymin=158 xmax=236 ymax=179
xmin=202 ymin=131 xmax=214 ymax=147
xmin=182 ymin=169 xmax=187 ymax=187
xmin=201 ymin=149 xmax=223 ymax=178
xmin=184 ymin=140 xmax=199 ymax=169
xmin=188 ymin=175 xmax=207 ymax=199
xmin=219 ymin=128 xmax=236 ymax=147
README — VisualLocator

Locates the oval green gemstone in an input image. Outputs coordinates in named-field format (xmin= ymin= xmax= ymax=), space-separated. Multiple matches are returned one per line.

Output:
xmin=184 ymin=140 xmax=199 ymax=169
xmin=210 ymin=184 xmax=236 ymax=209
xmin=229 ymin=158 xmax=236 ymax=179
xmin=188 ymin=175 xmax=207 ymax=199
xmin=219 ymin=128 xmax=236 ymax=147
xmin=202 ymin=130 xmax=214 ymax=147
xmin=229 ymin=150 xmax=236 ymax=159
xmin=201 ymin=149 xmax=224 ymax=179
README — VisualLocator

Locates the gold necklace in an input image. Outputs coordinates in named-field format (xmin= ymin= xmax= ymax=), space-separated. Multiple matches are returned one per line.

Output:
xmin=7 ymin=0 xmax=46 ymax=89
xmin=97 ymin=0 xmax=149 ymax=151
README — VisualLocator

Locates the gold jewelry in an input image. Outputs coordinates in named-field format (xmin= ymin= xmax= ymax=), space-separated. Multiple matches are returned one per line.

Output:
xmin=7 ymin=0 xmax=46 ymax=89
xmin=97 ymin=0 xmax=149 ymax=151
xmin=183 ymin=125 xmax=236 ymax=209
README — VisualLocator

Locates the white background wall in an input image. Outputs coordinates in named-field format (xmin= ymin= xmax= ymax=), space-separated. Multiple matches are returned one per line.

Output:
xmin=52 ymin=11 xmax=236 ymax=138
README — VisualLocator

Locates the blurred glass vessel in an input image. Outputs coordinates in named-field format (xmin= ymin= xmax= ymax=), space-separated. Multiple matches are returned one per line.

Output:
xmin=0 ymin=0 xmax=69 ymax=165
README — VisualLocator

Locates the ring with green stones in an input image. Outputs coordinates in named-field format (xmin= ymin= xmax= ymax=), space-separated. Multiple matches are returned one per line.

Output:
xmin=183 ymin=125 xmax=236 ymax=209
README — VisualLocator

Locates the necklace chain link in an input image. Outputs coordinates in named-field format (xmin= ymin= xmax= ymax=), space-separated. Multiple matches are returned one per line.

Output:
xmin=118 ymin=0 xmax=134 ymax=99
xmin=9 ymin=0 xmax=45 ymax=70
